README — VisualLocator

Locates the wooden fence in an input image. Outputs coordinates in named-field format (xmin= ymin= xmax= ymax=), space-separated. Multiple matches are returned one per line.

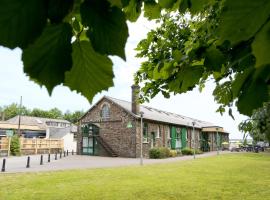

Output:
xmin=0 ymin=137 xmax=10 ymax=156
xmin=0 ymin=138 xmax=64 ymax=156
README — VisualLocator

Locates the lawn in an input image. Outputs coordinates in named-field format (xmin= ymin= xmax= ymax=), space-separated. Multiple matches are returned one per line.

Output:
xmin=0 ymin=153 xmax=269 ymax=200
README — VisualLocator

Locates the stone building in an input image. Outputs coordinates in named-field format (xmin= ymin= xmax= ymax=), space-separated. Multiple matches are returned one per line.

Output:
xmin=77 ymin=86 xmax=229 ymax=158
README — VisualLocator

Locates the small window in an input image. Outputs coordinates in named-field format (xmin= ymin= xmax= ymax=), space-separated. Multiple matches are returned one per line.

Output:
xmin=167 ymin=127 xmax=171 ymax=139
xmin=156 ymin=125 xmax=160 ymax=138
xmin=143 ymin=123 xmax=148 ymax=143
xmin=101 ymin=104 xmax=110 ymax=119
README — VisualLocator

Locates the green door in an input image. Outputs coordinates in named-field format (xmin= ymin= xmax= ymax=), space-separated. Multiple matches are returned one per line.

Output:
xmin=171 ymin=126 xmax=176 ymax=149
xmin=181 ymin=128 xmax=187 ymax=149
xmin=81 ymin=123 xmax=99 ymax=155
xmin=201 ymin=132 xmax=210 ymax=152
xmin=82 ymin=137 xmax=94 ymax=155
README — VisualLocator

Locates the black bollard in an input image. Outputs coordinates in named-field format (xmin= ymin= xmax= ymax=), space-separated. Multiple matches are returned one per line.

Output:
xmin=60 ymin=151 xmax=62 ymax=159
xmin=48 ymin=153 xmax=51 ymax=163
xmin=40 ymin=155 xmax=43 ymax=165
xmin=26 ymin=156 xmax=30 ymax=168
xmin=64 ymin=151 xmax=66 ymax=157
xmin=55 ymin=153 xmax=57 ymax=160
xmin=72 ymin=150 xmax=74 ymax=155
xmin=1 ymin=158 xmax=6 ymax=172
xmin=67 ymin=150 xmax=69 ymax=156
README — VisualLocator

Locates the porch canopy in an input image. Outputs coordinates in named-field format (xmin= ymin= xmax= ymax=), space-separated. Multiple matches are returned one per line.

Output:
xmin=202 ymin=126 xmax=229 ymax=134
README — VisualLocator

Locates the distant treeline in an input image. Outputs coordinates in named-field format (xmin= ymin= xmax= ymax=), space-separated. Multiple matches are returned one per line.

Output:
xmin=0 ymin=103 xmax=84 ymax=124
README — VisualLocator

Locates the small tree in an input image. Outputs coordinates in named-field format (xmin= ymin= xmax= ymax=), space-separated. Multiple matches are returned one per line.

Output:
xmin=10 ymin=135 xmax=21 ymax=156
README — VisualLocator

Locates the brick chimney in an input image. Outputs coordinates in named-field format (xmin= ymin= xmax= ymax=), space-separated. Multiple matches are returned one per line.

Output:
xmin=131 ymin=84 xmax=140 ymax=115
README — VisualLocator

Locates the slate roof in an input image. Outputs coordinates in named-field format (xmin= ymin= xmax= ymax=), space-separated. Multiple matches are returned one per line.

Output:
xmin=6 ymin=116 xmax=71 ymax=130
xmin=101 ymin=96 xmax=221 ymax=129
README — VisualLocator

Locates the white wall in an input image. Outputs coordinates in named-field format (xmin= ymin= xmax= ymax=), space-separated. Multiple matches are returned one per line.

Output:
xmin=62 ymin=133 xmax=77 ymax=151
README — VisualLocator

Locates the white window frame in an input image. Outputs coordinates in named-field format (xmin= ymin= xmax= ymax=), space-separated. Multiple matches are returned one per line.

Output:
xmin=101 ymin=104 xmax=110 ymax=119
xmin=167 ymin=127 xmax=171 ymax=139
xmin=156 ymin=125 xmax=160 ymax=138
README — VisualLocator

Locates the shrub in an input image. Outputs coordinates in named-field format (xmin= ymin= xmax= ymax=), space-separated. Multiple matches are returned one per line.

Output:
xmin=177 ymin=150 xmax=182 ymax=156
xmin=159 ymin=147 xmax=170 ymax=158
xmin=10 ymin=135 xmax=21 ymax=156
xmin=149 ymin=148 xmax=161 ymax=159
xmin=169 ymin=150 xmax=177 ymax=157
xmin=195 ymin=149 xmax=203 ymax=154
xmin=181 ymin=148 xmax=193 ymax=155
xmin=181 ymin=148 xmax=203 ymax=155
xmin=149 ymin=147 xmax=170 ymax=159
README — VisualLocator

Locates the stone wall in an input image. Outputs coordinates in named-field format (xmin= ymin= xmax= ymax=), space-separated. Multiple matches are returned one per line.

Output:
xmin=77 ymin=97 xmax=230 ymax=158
xmin=134 ymin=121 xmax=204 ymax=158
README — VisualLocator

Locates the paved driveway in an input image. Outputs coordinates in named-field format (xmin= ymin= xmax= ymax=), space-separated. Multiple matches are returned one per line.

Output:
xmin=0 ymin=151 xmax=231 ymax=173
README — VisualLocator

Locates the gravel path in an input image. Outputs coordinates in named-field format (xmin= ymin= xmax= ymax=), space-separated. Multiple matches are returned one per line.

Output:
xmin=0 ymin=151 xmax=231 ymax=173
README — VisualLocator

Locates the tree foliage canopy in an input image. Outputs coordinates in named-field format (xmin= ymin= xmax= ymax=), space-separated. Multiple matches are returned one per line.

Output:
xmin=0 ymin=0 xmax=269 ymax=117
xmin=239 ymin=102 xmax=270 ymax=142
xmin=135 ymin=0 xmax=270 ymax=117
xmin=0 ymin=104 xmax=84 ymax=123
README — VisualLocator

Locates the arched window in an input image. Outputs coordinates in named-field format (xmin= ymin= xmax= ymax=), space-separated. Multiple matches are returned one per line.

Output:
xmin=101 ymin=104 xmax=110 ymax=119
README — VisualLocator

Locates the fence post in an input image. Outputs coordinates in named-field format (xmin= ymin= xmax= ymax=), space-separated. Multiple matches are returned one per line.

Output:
xmin=26 ymin=156 xmax=30 ymax=168
xmin=55 ymin=153 xmax=57 ymax=160
xmin=35 ymin=138 xmax=38 ymax=155
xmin=67 ymin=150 xmax=69 ymax=156
xmin=7 ymin=137 xmax=11 ymax=157
xmin=64 ymin=150 xmax=66 ymax=157
xmin=48 ymin=139 xmax=51 ymax=154
xmin=48 ymin=153 xmax=50 ymax=162
xmin=60 ymin=151 xmax=62 ymax=159
xmin=72 ymin=150 xmax=74 ymax=155
xmin=1 ymin=158 xmax=6 ymax=172
xmin=40 ymin=155 xmax=43 ymax=165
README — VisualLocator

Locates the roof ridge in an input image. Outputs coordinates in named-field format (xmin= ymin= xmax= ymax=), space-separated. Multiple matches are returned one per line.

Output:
xmin=10 ymin=115 xmax=70 ymax=122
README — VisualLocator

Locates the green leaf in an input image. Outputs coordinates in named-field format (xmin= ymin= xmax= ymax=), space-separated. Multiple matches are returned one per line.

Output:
xmin=22 ymin=23 xmax=72 ymax=94
xmin=0 ymin=0 xmax=47 ymax=49
xmin=107 ymin=0 xmax=123 ymax=8
xmin=123 ymin=0 xmax=142 ymax=22
xmin=231 ymin=67 xmax=254 ymax=98
xmin=204 ymin=46 xmax=225 ymax=72
xmin=236 ymin=65 xmax=270 ymax=116
xmin=47 ymin=0 xmax=74 ymax=24
xmin=218 ymin=0 xmax=270 ymax=45
xmin=122 ymin=0 xmax=131 ymax=7
xmin=144 ymin=1 xmax=161 ymax=20
xmin=179 ymin=0 xmax=190 ymax=12
xmin=213 ymin=81 xmax=232 ymax=106
xmin=172 ymin=49 xmax=182 ymax=62
xmin=158 ymin=0 xmax=177 ymax=9
xmin=81 ymin=0 xmax=128 ymax=60
xmin=228 ymin=108 xmax=235 ymax=120
xmin=252 ymin=20 xmax=270 ymax=68
xmin=189 ymin=0 xmax=214 ymax=14
xmin=169 ymin=65 xmax=204 ymax=93
xmin=65 ymin=41 xmax=114 ymax=102
xmin=72 ymin=18 xmax=81 ymax=33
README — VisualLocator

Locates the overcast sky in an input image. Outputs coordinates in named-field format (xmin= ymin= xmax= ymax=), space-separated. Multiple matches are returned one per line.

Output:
xmin=0 ymin=17 xmax=247 ymax=139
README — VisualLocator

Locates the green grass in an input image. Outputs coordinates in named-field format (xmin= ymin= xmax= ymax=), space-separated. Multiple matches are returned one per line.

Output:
xmin=0 ymin=153 xmax=270 ymax=200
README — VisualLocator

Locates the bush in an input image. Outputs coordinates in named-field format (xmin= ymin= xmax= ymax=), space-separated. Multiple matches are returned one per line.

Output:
xmin=169 ymin=150 xmax=177 ymax=157
xmin=149 ymin=147 xmax=170 ymax=159
xmin=181 ymin=148 xmax=203 ymax=155
xmin=10 ymin=135 xmax=21 ymax=156
xmin=181 ymin=148 xmax=193 ymax=155
xmin=195 ymin=149 xmax=203 ymax=154
xmin=149 ymin=148 xmax=161 ymax=159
